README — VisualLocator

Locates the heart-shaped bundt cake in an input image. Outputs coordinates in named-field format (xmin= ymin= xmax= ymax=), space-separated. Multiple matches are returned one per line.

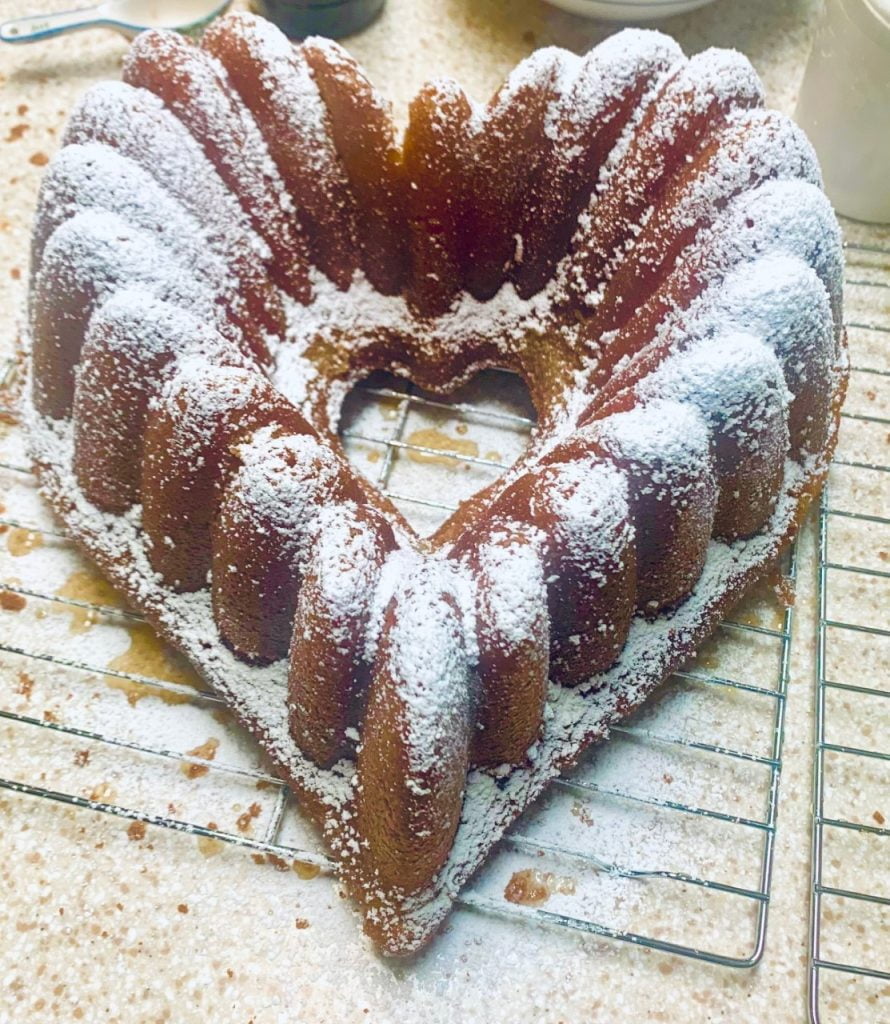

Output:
xmin=24 ymin=12 xmax=846 ymax=954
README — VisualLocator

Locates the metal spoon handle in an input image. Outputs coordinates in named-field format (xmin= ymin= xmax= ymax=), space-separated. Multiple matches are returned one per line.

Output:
xmin=0 ymin=5 xmax=108 ymax=43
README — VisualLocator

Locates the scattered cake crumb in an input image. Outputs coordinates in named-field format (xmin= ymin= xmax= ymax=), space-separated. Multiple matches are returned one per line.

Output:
xmin=126 ymin=820 xmax=146 ymax=841
xmin=504 ymin=868 xmax=576 ymax=907
xmin=5 ymin=123 xmax=28 ymax=142
xmin=181 ymin=737 xmax=220 ymax=778
xmin=0 ymin=590 xmax=26 ymax=611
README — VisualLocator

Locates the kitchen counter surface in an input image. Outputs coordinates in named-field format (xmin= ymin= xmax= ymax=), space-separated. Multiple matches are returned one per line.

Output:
xmin=1 ymin=1 xmax=888 ymax=1021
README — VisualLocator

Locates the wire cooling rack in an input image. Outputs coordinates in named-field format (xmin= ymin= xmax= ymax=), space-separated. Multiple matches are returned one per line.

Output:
xmin=1 ymin=349 xmax=797 ymax=967
xmin=809 ymin=240 xmax=890 ymax=1023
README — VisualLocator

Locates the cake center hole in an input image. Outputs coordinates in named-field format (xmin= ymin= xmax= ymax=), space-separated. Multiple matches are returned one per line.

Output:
xmin=338 ymin=369 xmax=537 ymax=536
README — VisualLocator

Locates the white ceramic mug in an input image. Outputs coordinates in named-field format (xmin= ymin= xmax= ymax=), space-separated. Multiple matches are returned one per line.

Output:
xmin=541 ymin=0 xmax=716 ymax=20
xmin=795 ymin=0 xmax=890 ymax=224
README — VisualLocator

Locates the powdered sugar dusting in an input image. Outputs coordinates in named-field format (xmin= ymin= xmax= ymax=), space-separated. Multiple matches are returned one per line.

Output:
xmin=542 ymin=459 xmax=633 ymax=580
xmin=557 ymin=30 xmax=682 ymax=139
xmin=483 ymin=46 xmax=576 ymax=138
xmin=35 ymin=143 xmax=241 ymax=307
xmin=31 ymin=209 xmax=242 ymax=417
xmin=379 ymin=559 xmax=471 ymax=781
xmin=123 ymin=29 xmax=295 ymax=216
xmin=474 ymin=528 xmax=547 ymax=652
xmin=21 ymin=23 xmax=848 ymax=955
xmin=272 ymin=268 xmax=560 ymax=432
xmin=596 ymin=398 xmax=711 ymax=493
xmin=638 ymin=331 xmax=790 ymax=453
xmin=85 ymin=287 xmax=240 ymax=367
xmin=302 ymin=503 xmax=384 ymax=652
xmin=693 ymin=254 xmax=835 ymax=448
xmin=230 ymin=430 xmax=343 ymax=557
xmin=232 ymin=14 xmax=340 ymax=182
xmin=63 ymin=81 xmax=269 ymax=263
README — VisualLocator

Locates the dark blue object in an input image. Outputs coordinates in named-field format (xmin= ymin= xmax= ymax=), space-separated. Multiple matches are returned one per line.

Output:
xmin=250 ymin=0 xmax=385 ymax=38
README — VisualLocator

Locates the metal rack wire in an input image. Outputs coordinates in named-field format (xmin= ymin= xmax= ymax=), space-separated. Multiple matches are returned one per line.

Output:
xmin=809 ymin=240 xmax=890 ymax=1023
xmin=0 ymin=353 xmax=798 ymax=968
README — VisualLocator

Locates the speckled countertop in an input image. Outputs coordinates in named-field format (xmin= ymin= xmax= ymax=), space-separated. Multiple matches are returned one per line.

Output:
xmin=1 ymin=1 xmax=888 ymax=1021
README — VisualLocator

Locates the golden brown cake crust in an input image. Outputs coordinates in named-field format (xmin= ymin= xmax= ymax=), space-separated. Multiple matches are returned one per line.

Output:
xmin=24 ymin=14 xmax=848 ymax=955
